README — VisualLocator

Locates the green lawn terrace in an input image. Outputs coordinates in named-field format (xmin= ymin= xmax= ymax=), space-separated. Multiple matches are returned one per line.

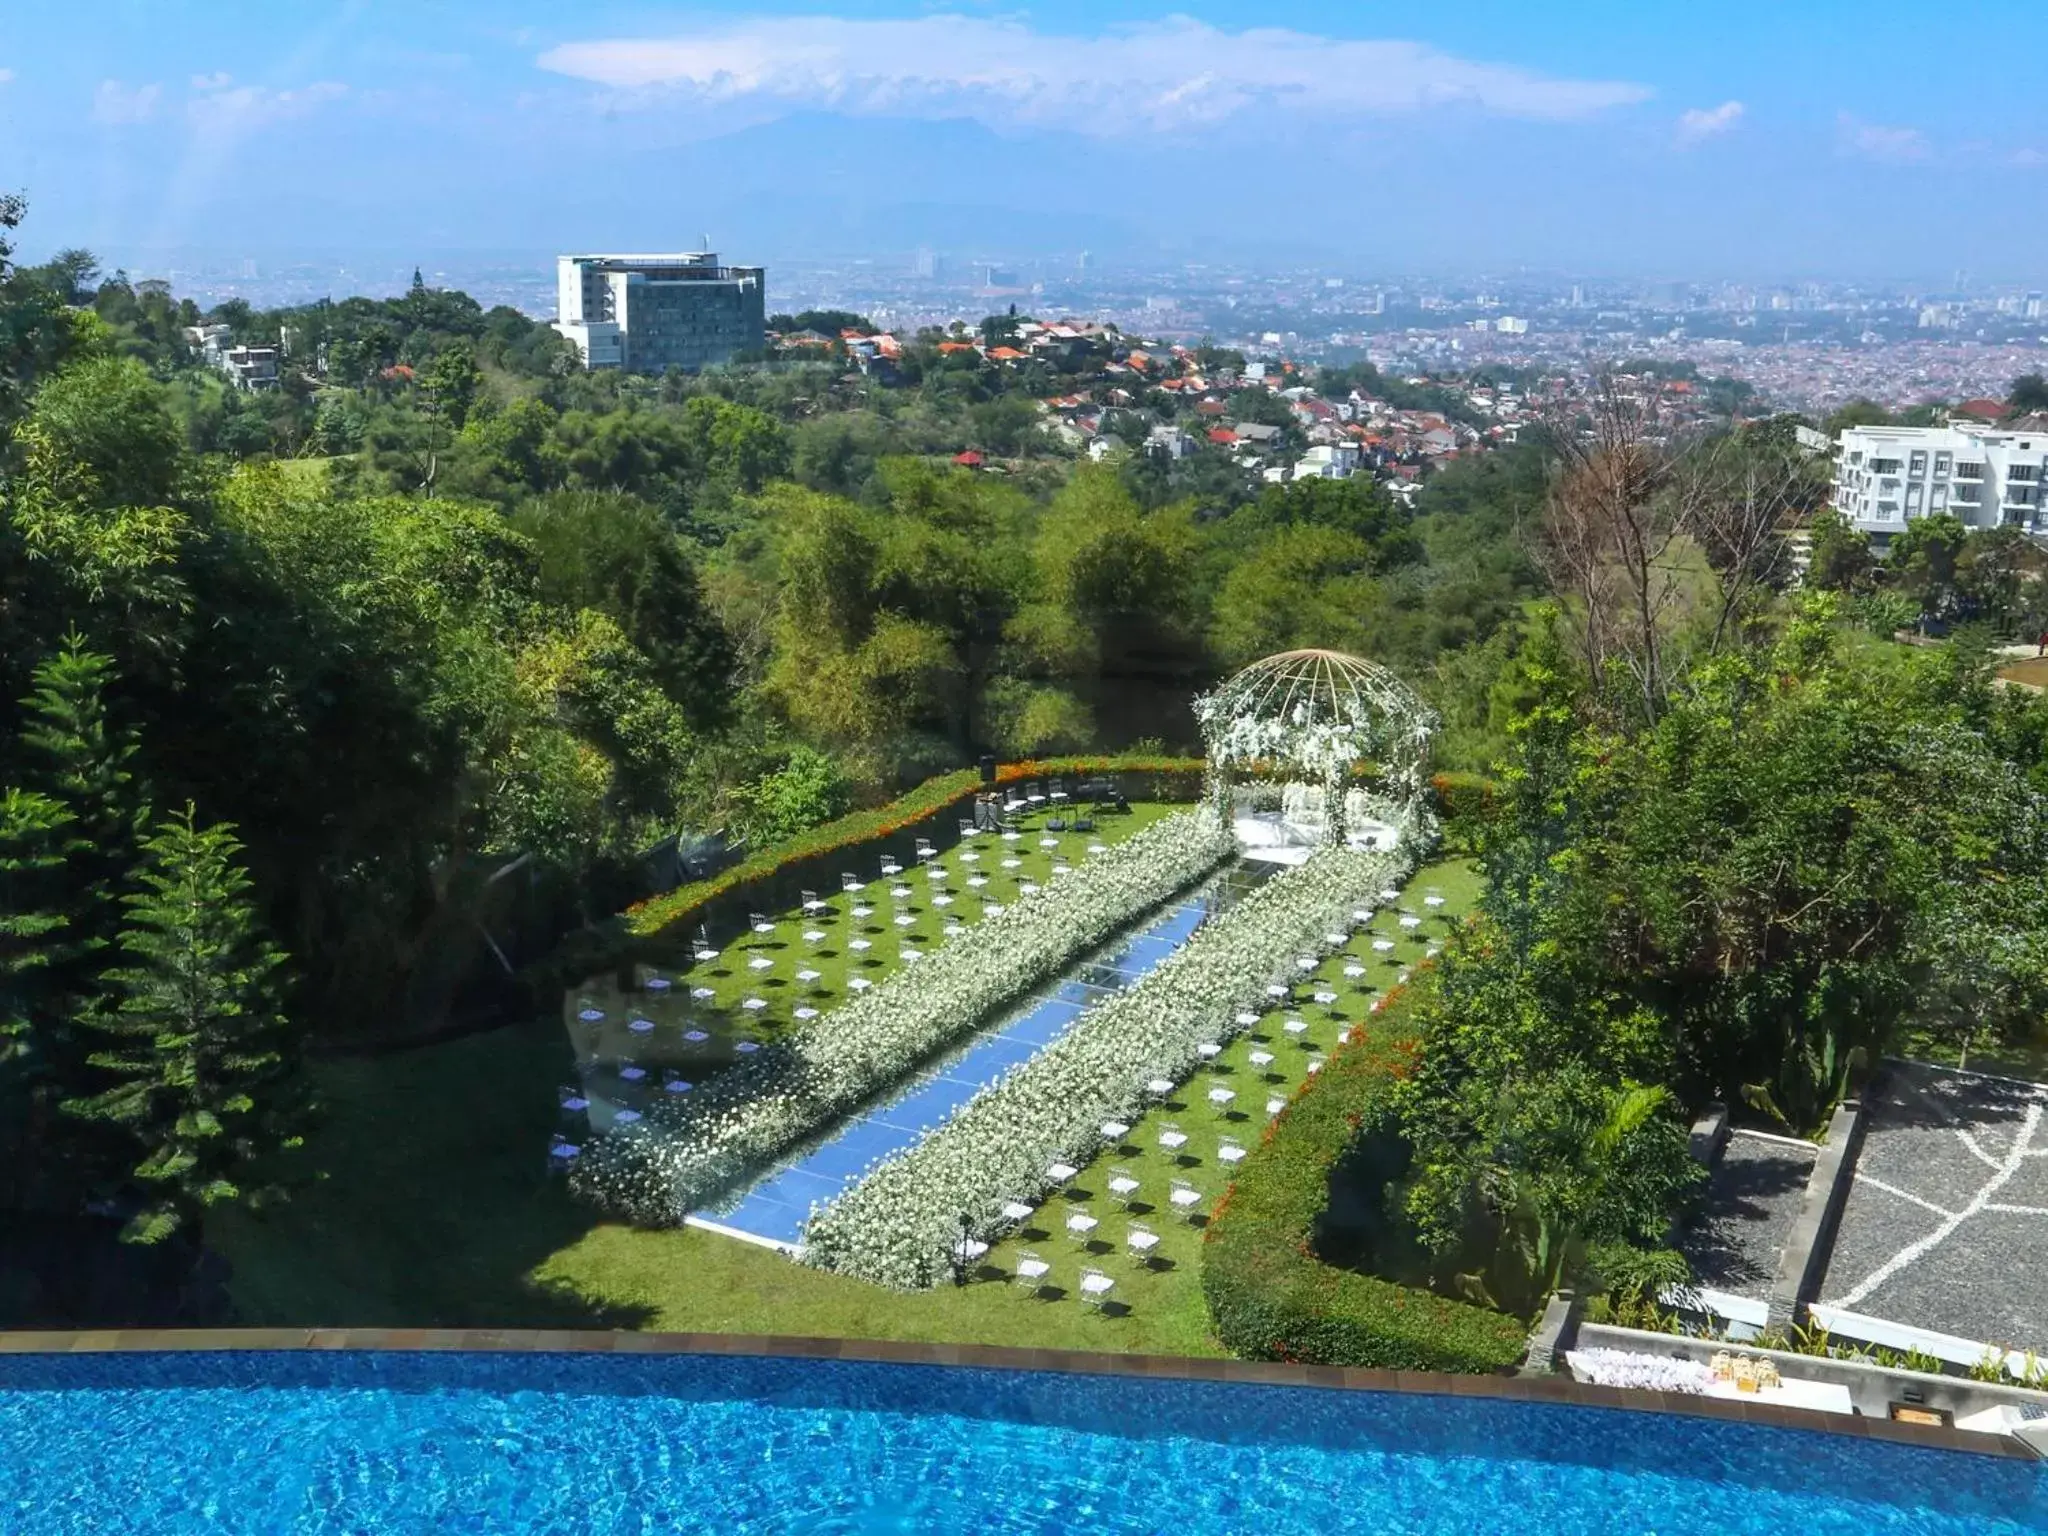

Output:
xmin=561 ymin=802 xmax=1185 ymax=1130
xmin=529 ymin=852 xmax=1481 ymax=1352
xmin=208 ymin=850 xmax=1478 ymax=1353
xmin=947 ymin=856 xmax=1476 ymax=1319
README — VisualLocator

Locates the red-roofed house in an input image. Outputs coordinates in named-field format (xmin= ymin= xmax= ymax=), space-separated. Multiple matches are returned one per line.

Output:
xmin=1955 ymin=398 xmax=2007 ymax=422
xmin=1207 ymin=427 xmax=1239 ymax=446
xmin=987 ymin=346 xmax=1027 ymax=362
xmin=953 ymin=450 xmax=985 ymax=468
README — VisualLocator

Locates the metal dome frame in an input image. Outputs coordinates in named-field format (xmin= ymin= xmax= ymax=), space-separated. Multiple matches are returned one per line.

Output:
xmin=1192 ymin=648 xmax=1438 ymax=845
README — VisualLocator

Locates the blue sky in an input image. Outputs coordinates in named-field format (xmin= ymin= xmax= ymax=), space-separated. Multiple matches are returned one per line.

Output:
xmin=3 ymin=1 xmax=2043 ymax=280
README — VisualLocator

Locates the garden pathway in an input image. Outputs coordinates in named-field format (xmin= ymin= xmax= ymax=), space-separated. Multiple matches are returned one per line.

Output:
xmin=692 ymin=863 xmax=1274 ymax=1249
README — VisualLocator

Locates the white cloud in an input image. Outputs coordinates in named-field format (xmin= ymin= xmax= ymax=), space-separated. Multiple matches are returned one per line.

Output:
xmin=0 ymin=68 xmax=15 ymax=86
xmin=92 ymin=79 xmax=162 ymax=125
xmin=186 ymin=79 xmax=348 ymax=129
xmin=1837 ymin=113 xmax=1931 ymax=164
xmin=536 ymin=15 xmax=1650 ymax=134
xmin=190 ymin=71 xmax=234 ymax=92
xmin=1675 ymin=100 xmax=1743 ymax=145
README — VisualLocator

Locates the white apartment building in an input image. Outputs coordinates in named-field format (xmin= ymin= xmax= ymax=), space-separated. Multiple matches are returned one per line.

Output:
xmin=552 ymin=253 xmax=765 ymax=374
xmin=1832 ymin=422 xmax=2048 ymax=541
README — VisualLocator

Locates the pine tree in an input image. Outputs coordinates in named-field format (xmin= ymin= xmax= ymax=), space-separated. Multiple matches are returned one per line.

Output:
xmin=66 ymin=806 xmax=304 ymax=1244
xmin=0 ymin=637 xmax=153 ymax=1211
xmin=0 ymin=789 xmax=76 ymax=1213
xmin=0 ymin=787 xmax=74 ymax=1073
xmin=21 ymin=632 xmax=147 ymax=974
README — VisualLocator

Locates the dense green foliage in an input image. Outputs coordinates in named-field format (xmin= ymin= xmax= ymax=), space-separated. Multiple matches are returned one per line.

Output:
xmin=1369 ymin=597 xmax=2048 ymax=1323
xmin=1202 ymin=988 xmax=1532 ymax=1372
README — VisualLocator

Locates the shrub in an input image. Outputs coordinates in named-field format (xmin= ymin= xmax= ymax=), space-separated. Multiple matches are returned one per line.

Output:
xmin=731 ymin=746 xmax=854 ymax=848
xmin=1202 ymin=983 xmax=1529 ymax=1374
xmin=1430 ymin=771 xmax=1498 ymax=852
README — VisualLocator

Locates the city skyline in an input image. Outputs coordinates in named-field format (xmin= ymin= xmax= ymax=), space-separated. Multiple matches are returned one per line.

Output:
xmin=3 ymin=1 xmax=2046 ymax=282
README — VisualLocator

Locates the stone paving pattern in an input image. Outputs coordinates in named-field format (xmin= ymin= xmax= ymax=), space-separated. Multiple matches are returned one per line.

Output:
xmin=1681 ymin=1131 xmax=1818 ymax=1298
xmin=1820 ymin=1062 xmax=2048 ymax=1350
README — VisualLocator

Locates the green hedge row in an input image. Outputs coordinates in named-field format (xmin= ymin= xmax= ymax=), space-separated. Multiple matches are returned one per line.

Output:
xmin=621 ymin=755 xmax=1207 ymax=940
xmin=1202 ymin=982 xmax=1530 ymax=1374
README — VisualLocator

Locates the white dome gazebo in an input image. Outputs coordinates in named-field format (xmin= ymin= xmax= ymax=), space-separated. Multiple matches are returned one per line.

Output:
xmin=1192 ymin=648 xmax=1438 ymax=862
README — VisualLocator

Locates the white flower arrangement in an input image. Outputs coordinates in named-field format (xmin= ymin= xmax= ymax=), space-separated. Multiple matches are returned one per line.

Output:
xmin=570 ymin=810 xmax=1236 ymax=1223
xmin=799 ymin=841 xmax=1417 ymax=1288
xmin=1192 ymin=650 xmax=1439 ymax=845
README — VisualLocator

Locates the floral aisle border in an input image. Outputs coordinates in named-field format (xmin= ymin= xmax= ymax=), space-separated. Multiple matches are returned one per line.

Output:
xmin=800 ymin=842 xmax=1417 ymax=1288
xmin=571 ymin=810 xmax=1237 ymax=1224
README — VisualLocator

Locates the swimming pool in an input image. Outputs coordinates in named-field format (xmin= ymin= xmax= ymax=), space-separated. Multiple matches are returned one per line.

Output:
xmin=1 ymin=1349 xmax=2041 ymax=1533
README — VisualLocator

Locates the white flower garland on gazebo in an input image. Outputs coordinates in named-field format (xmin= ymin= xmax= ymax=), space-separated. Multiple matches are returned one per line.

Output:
xmin=1192 ymin=648 xmax=1439 ymax=847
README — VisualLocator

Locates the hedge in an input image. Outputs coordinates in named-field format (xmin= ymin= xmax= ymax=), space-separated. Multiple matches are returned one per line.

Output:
xmin=621 ymin=754 xmax=1206 ymax=941
xmin=1202 ymin=979 xmax=1530 ymax=1374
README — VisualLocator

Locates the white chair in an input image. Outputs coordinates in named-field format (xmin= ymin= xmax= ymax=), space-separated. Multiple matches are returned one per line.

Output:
xmin=1218 ymin=1138 xmax=1247 ymax=1166
xmin=1207 ymin=1086 xmax=1236 ymax=1108
xmin=1249 ymin=1049 xmax=1275 ymax=1068
xmin=953 ymin=1236 xmax=990 ymax=1269
xmin=1000 ymin=1200 xmax=1034 ymax=1224
xmin=1169 ymin=1181 xmax=1203 ymax=1221
xmin=1146 ymin=1077 xmax=1175 ymax=1098
xmin=801 ymin=889 xmax=825 ymax=914
xmin=1014 ymin=1251 xmax=1051 ymax=1291
xmin=1047 ymin=1161 xmax=1079 ymax=1183
xmin=1157 ymin=1123 xmax=1188 ymax=1153
xmin=1126 ymin=1224 xmax=1161 ymax=1262
xmin=1283 ymin=1018 xmax=1309 ymax=1036
xmin=1065 ymin=1211 xmax=1100 ymax=1244
xmin=1079 ymin=1269 xmax=1115 ymax=1309
xmin=1100 ymin=1120 xmax=1131 ymax=1143
xmin=1107 ymin=1167 xmax=1141 ymax=1208
xmin=1265 ymin=1097 xmax=1285 ymax=1116
xmin=1197 ymin=1041 xmax=1223 ymax=1061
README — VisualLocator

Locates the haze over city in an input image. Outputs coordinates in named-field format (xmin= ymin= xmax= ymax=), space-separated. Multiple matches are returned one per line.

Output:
xmin=5 ymin=0 xmax=2045 ymax=281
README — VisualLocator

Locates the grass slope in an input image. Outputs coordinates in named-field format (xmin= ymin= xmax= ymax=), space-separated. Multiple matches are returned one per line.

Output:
xmin=217 ymin=844 xmax=1479 ymax=1355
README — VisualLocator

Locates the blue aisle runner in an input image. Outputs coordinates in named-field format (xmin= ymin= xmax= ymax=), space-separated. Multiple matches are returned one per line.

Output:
xmin=693 ymin=866 xmax=1265 ymax=1249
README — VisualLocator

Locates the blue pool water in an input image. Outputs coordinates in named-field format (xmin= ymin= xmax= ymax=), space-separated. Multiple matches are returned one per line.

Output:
xmin=2 ymin=1350 xmax=2042 ymax=1534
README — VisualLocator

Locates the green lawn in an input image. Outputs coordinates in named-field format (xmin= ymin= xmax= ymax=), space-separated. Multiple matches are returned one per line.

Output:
xmin=569 ymin=802 xmax=1185 ymax=1064
xmin=215 ymin=845 xmax=1480 ymax=1357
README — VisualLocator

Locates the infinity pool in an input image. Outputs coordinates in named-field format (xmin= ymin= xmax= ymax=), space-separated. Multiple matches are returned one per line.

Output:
xmin=1 ymin=1350 xmax=2041 ymax=1534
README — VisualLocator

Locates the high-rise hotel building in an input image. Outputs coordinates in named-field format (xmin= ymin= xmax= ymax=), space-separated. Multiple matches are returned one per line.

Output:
xmin=552 ymin=253 xmax=765 ymax=373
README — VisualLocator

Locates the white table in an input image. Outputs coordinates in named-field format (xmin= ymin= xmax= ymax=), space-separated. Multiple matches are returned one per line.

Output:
xmin=1702 ymin=1379 xmax=1854 ymax=1416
